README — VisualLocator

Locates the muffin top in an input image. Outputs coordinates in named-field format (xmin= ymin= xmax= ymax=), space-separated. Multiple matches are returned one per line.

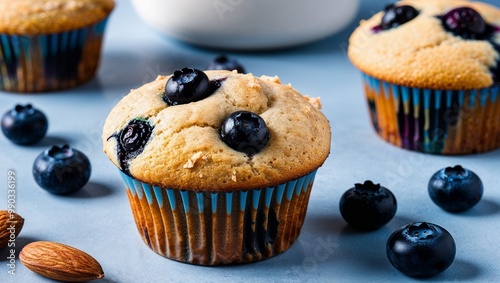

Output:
xmin=102 ymin=70 xmax=331 ymax=192
xmin=348 ymin=0 xmax=500 ymax=90
xmin=0 ymin=0 xmax=115 ymax=35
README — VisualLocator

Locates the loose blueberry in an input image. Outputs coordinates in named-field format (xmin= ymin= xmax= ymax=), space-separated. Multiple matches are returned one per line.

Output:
xmin=163 ymin=68 xmax=211 ymax=106
xmin=442 ymin=7 xmax=487 ymax=39
xmin=33 ymin=145 xmax=91 ymax=194
xmin=220 ymin=111 xmax=270 ymax=155
xmin=387 ymin=222 xmax=456 ymax=277
xmin=381 ymin=4 xmax=419 ymax=30
xmin=339 ymin=181 xmax=397 ymax=230
xmin=428 ymin=165 xmax=483 ymax=212
xmin=1 ymin=104 xmax=48 ymax=145
xmin=206 ymin=55 xmax=246 ymax=73
xmin=110 ymin=119 xmax=153 ymax=174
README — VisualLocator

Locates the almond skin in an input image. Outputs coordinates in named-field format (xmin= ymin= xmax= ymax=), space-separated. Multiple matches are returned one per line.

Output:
xmin=20 ymin=241 xmax=104 ymax=282
xmin=0 ymin=210 xmax=24 ymax=248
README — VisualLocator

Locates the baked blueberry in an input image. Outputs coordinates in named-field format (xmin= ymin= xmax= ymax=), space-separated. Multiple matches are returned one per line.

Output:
xmin=119 ymin=120 xmax=152 ymax=152
xmin=339 ymin=180 xmax=397 ymax=230
xmin=206 ymin=55 xmax=246 ymax=73
xmin=220 ymin=111 xmax=270 ymax=155
xmin=111 ymin=119 xmax=153 ymax=174
xmin=387 ymin=222 xmax=456 ymax=277
xmin=163 ymin=68 xmax=211 ymax=106
xmin=442 ymin=7 xmax=487 ymax=39
xmin=1 ymin=104 xmax=48 ymax=145
xmin=428 ymin=165 xmax=483 ymax=212
xmin=381 ymin=4 xmax=419 ymax=30
xmin=33 ymin=145 xmax=91 ymax=194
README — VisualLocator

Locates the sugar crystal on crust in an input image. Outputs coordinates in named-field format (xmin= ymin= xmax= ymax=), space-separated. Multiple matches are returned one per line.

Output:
xmin=183 ymin=152 xmax=206 ymax=169
xmin=260 ymin=75 xmax=281 ymax=84
xmin=303 ymin=95 xmax=323 ymax=109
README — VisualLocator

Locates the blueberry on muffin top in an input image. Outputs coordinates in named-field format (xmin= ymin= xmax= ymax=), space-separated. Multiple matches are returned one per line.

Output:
xmin=348 ymin=0 xmax=500 ymax=89
xmin=102 ymin=70 xmax=330 ymax=191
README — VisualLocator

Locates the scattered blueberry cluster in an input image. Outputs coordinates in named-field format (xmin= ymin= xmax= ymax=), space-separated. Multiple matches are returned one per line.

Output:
xmin=340 ymin=165 xmax=483 ymax=277
xmin=1 ymin=104 xmax=91 ymax=195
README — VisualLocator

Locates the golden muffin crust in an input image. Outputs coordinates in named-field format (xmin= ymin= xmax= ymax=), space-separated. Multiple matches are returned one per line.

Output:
xmin=348 ymin=0 xmax=500 ymax=90
xmin=102 ymin=70 xmax=331 ymax=192
xmin=0 ymin=0 xmax=115 ymax=35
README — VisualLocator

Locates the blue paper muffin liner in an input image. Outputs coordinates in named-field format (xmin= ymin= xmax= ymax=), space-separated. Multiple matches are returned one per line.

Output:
xmin=0 ymin=18 xmax=109 ymax=92
xmin=362 ymin=73 xmax=500 ymax=154
xmin=118 ymin=169 xmax=318 ymax=265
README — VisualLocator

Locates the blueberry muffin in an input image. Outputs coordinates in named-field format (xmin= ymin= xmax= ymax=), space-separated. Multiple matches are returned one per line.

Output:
xmin=0 ymin=0 xmax=114 ymax=92
xmin=102 ymin=69 xmax=331 ymax=265
xmin=348 ymin=0 xmax=500 ymax=154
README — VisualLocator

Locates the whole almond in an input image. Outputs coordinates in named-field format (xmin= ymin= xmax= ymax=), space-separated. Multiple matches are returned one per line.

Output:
xmin=20 ymin=241 xmax=104 ymax=282
xmin=0 ymin=210 xmax=24 ymax=248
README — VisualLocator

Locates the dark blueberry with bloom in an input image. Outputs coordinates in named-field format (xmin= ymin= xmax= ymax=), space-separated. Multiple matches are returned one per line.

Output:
xmin=339 ymin=180 xmax=397 ymax=230
xmin=110 ymin=119 xmax=153 ymax=174
xmin=163 ymin=68 xmax=212 ymax=106
xmin=33 ymin=145 xmax=91 ymax=194
xmin=1 ymin=104 xmax=48 ymax=145
xmin=442 ymin=7 xmax=488 ymax=39
xmin=380 ymin=4 xmax=419 ymax=30
xmin=428 ymin=165 xmax=483 ymax=212
xmin=387 ymin=222 xmax=456 ymax=277
xmin=220 ymin=111 xmax=270 ymax=155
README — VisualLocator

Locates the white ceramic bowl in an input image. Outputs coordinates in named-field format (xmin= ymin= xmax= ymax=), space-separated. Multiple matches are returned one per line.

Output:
xmin=131 ymin=0 xmax=359 ymax=50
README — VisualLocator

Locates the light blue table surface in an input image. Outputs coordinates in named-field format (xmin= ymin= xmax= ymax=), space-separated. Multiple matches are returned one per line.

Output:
xmin=1 ymin=0 xmax=499 ymax=282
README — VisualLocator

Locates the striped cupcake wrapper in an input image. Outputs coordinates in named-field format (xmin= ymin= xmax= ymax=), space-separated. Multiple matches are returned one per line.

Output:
xmin=362 ymin=74 xmax=500 ymax=154
xmin=0 ymin=18 xmax=109 ymax=92
xmin=119 ymin=169 xmax=318 ymax=265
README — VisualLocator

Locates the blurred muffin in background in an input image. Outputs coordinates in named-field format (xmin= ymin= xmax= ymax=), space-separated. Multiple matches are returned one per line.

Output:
xmin=0 ymin=0 xmax=115 ymax=92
